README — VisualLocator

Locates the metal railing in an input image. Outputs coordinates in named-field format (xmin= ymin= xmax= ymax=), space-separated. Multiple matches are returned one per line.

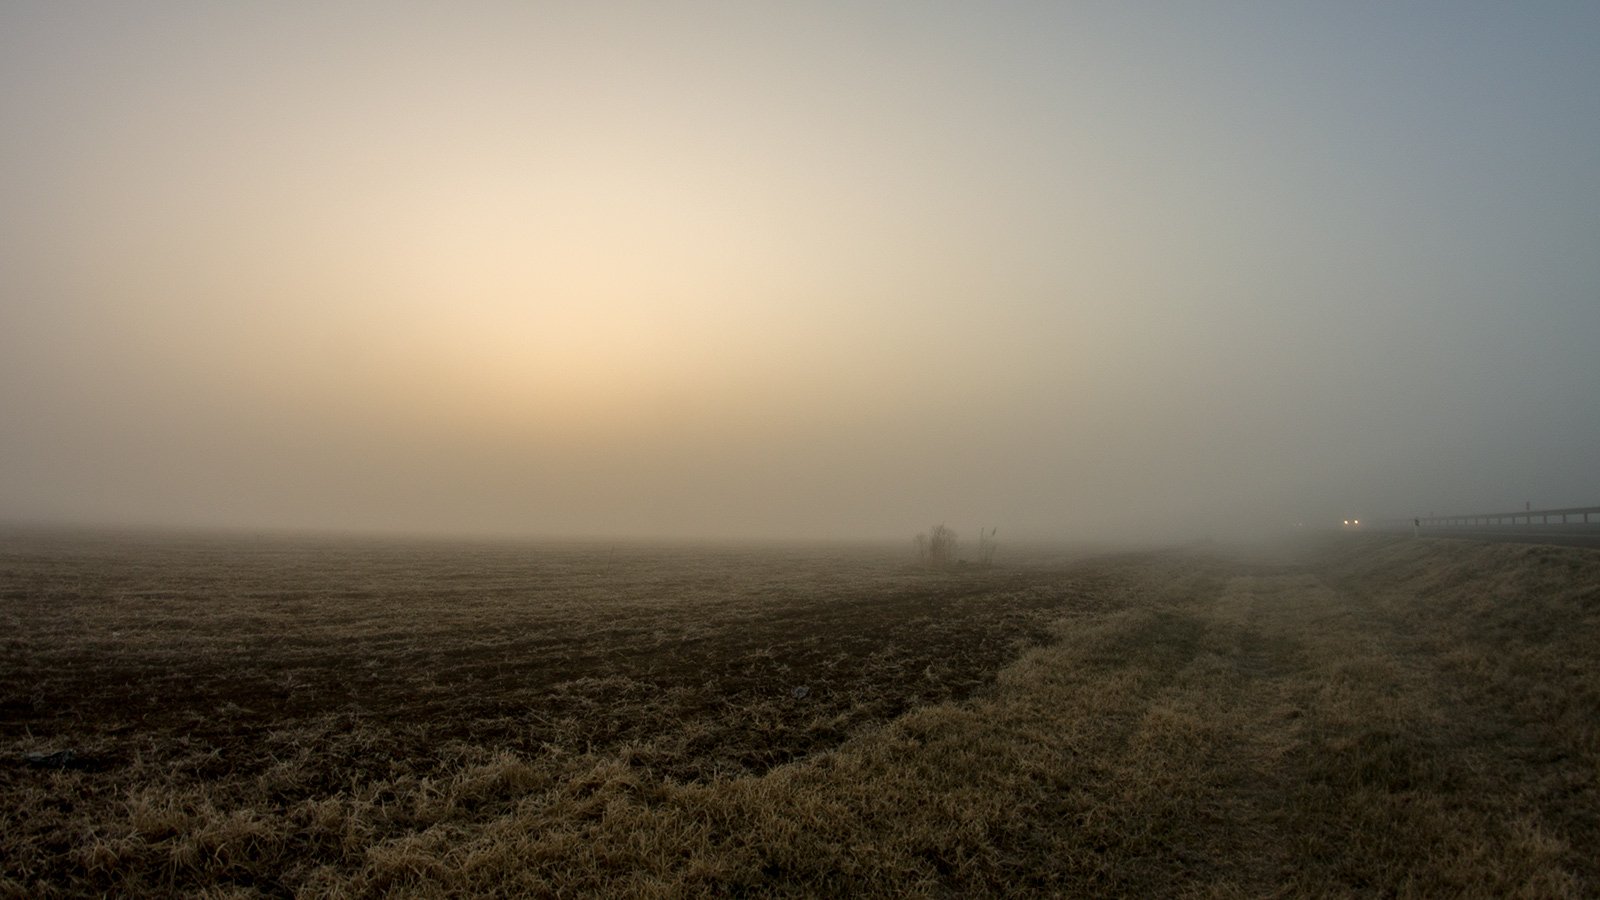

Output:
xmin=1416 ymin=505 xmax=1600 ymax=528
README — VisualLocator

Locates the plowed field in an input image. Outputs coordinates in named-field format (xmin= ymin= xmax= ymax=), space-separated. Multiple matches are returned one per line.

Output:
xmin=5 ymin=531 xmax=1600 ymax=899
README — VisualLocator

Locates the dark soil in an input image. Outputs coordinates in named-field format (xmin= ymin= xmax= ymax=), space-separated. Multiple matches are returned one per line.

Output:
xmin=1 ymin=532 xmax=1119 ymax=793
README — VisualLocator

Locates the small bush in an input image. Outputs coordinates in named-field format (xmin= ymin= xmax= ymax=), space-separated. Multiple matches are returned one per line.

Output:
xmin=976 ymin=528 xmax=997 ymax=567
xmin=914 ymin=525 xmax=959 ymax=570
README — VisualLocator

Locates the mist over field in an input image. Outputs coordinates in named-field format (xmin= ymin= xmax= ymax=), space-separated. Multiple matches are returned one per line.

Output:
xmin=1 ymin=3 xmax=1597 ymax=542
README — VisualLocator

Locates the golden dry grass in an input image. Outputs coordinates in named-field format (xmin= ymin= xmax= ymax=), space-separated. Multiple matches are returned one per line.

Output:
xmin=3 ymin=531 xmax=1599 ymax=897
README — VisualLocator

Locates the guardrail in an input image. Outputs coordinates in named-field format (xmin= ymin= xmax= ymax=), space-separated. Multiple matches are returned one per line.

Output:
xmin=1364 ymin=506 xmax=1600 ymax=534
xmin=1359 ymin=505 xmax=1600 ymax=549
xmin=1416 ymin=506 xmax=1600 ymax=528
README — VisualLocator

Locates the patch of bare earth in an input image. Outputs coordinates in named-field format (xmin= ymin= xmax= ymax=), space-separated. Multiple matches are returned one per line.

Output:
xmin=0 ymin=534 xmax=1118 ymax=897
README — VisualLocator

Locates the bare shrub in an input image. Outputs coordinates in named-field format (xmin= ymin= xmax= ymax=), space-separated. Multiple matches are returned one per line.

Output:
xmin=976 ymin=527 xmax=997 ymax=567
xmin=914 ymin=524 xmax=959 ymax=570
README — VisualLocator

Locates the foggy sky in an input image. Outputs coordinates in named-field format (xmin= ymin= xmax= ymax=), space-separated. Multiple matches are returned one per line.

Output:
xmin=2 ymin=2 xmax=1597 ymax=542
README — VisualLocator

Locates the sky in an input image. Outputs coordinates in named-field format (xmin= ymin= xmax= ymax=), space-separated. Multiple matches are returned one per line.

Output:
xmin=1 ymin=2 xmax=1597 ymax=542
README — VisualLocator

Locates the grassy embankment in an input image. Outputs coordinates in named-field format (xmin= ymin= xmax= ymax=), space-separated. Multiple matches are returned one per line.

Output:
xmin=3 ymin=534 xmax=1599 ymax=897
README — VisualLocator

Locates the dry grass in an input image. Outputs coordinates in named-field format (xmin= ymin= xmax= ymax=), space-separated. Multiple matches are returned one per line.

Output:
xmin=3 ymin=530 xmax=1599 ymax=897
